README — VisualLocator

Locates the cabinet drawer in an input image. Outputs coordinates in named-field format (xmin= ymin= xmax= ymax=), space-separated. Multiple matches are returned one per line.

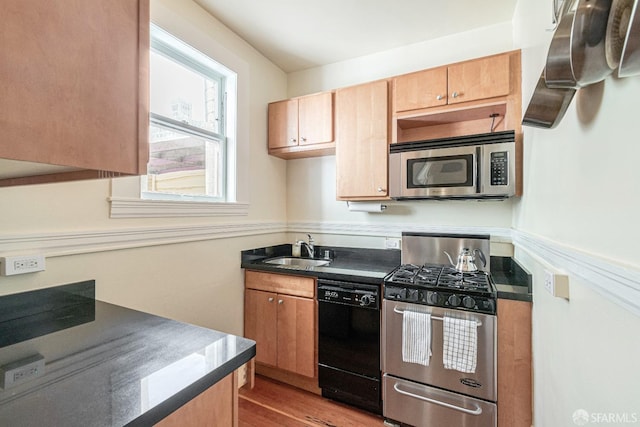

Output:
xmin=245 ymin=270 xmax=315 ymax=298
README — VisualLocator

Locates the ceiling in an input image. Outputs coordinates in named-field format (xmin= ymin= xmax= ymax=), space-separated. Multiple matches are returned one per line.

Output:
xmin=194 ymin=0 xmax=519 ymax=73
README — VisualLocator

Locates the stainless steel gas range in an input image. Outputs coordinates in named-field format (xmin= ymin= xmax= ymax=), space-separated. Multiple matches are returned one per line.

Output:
xmin=382 ymin=233 xmax=497 ymax=427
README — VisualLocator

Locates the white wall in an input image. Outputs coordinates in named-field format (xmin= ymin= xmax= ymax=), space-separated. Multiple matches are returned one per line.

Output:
xmin=0 ymin=0 xmax=289 ymax=336
xmin=512 ymin=0 xmax=640 ymax=425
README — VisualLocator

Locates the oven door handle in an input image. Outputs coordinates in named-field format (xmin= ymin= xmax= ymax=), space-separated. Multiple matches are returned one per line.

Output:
xmin=393 ymin=383 xmax=483 ymax=416
xmin=393 ymin=307 xmax=482 ymax=326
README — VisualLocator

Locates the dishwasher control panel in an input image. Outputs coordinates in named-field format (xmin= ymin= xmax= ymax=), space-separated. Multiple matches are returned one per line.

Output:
xmin=318 ymin=280 xmax=379 ymax=308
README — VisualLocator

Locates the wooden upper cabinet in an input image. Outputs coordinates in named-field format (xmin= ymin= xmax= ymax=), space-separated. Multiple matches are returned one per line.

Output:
xmin=448 ymin=54 xmax=511 ymax=105
xmin=268 ymin=92 xmax=334 ymax=159
xmin=0 ymin=0 xmax=150 ymax=187
xmin=392 ymin=50 xmax=521 ymax=144
xmin=298 ymin=93 xmax=333 ymax=146
xmin=394 ymin=67 xmax=448 ymax=112
xmin=393 ymin=52 xmax=512 ymax=113
xmin=268 ymin=99 xmax=299 ymax=150
xmin=335 ymin=80 xmax=389 ymax=200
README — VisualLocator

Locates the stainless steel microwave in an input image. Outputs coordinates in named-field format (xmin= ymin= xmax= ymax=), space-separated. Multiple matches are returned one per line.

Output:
xmin=389 ymin=131 xmax=516 ymax=200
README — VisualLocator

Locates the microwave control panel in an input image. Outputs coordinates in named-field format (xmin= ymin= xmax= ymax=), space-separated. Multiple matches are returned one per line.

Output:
xmin=490 ymin=151 xmax=509 ymax=186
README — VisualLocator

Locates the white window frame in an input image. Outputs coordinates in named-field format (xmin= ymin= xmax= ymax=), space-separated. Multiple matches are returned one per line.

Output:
xmin=109 ymin=24 xmax=248 ymax=219
xmin=144 ymin=24 xmax=232 ymax=203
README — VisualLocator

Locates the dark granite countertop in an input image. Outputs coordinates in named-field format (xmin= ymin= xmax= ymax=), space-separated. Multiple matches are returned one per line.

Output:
xmin=241 ymin=244 xmax=401 ymax=285
xmin=491 ymin=256 xmax=533 ymax=302
xmin=242 ymin=244 xmax=532 ymax=301
xmin=0 ymin=281 xmax=255 ymax=427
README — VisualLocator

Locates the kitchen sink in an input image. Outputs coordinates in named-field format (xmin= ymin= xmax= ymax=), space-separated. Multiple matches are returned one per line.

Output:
xmin=263 ymin=256 xmax=330 ymax=268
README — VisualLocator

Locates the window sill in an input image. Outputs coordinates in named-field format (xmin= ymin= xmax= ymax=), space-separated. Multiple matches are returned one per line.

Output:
xmin=109 ymin=197 xmax=249 ymax=218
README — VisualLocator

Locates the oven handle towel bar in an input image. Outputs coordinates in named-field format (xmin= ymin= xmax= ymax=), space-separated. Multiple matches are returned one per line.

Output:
xmin=393 ymin=383 xmax=482 ymax=415
xmin=393 ymin=306 xmax=482 ymax=326
xmin=392 ymin=383 xmax=483 ymax=416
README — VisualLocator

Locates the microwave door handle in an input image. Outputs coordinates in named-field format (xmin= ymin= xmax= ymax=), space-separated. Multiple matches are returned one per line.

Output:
xmin=475 ymin=146 xmax=481 ymax=194
xmin=393 ymin=383 xmax=483 ymax=416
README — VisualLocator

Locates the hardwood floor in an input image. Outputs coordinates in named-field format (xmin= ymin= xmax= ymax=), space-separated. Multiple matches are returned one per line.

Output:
xmin=239 ymin=375 xmax=385 ymax=427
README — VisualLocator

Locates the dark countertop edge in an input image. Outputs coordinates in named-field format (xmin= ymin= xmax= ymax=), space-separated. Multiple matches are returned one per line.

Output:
xmin=241 ymin=244 xmax=400 ymax=285
xmin=126 ymin=343 xmax=256 ymax=427
xmin=491 ymin=256 xmax=533 ymax=303
xmin=496 ymin=285 xmax=532 ymax=302
xmin=241 ymin=262 xmax=389 ymax=285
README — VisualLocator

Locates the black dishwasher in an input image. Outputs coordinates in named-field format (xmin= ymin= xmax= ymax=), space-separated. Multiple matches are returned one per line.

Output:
xmin=317 ymin=279 xmax=381 ymax=414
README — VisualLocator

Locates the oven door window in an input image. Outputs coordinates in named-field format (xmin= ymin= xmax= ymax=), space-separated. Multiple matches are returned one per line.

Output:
xmin=407 ymin=154 xmax=474 ymax=188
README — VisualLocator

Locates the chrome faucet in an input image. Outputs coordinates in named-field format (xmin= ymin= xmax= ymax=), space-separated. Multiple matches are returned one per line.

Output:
xmin=297 ymin=234 xmax=315 ymax=258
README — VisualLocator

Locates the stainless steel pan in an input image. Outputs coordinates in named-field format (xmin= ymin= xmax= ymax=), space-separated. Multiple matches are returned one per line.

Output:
xmin=619 ymin=0 xmax=640 ymax=76
xmin=522 ymin=70 xmax=576 ymax=129
xmin=545 ymin=0 xmax=614 ymax=88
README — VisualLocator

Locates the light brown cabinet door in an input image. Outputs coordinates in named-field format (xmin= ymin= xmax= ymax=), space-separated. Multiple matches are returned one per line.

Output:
xmin=245 ymin=289 xmax=278 ymax=367
xmin=0 ymin=0 xmax=149 ymax=176
xmin=268 ymin=99 xmax=299 ymax=150
xmin=497 ymin=299 xmax=532 ymax=427
xmin=155 ymin=373 xmax=235 ymax=427
xmin=336 ymin=80 xmax=389 ymax=199
xmin=298 ymin=92 xmax=334 ymax=146
xmin=394 ymin=67 xmax=448 ymax=112
xmin=276 ymin=294 xmax=316 ymax=378
xmin=448 ymin=54 xmax=510 ymax=105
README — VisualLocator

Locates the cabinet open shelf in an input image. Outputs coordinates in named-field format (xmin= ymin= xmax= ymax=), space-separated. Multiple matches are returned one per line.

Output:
xmin=394 ymin=101 xmax=509 ymax=143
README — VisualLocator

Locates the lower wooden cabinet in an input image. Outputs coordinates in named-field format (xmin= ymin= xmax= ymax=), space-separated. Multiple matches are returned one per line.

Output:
xmin=244 ymin=271 xmax=316 ymax=380
xmin=497 ymin=299 xmax=532 ymax=427
xmin=155 ymin=370 xmax=238 ymax=427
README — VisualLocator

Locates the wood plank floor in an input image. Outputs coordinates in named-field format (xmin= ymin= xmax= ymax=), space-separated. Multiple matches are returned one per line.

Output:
xmin=238 ymin=375 xmax=385 ymax=427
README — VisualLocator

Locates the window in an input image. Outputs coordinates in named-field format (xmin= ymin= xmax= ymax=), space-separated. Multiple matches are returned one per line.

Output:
xmin=144 ymin=25 xmax=237 ymax=202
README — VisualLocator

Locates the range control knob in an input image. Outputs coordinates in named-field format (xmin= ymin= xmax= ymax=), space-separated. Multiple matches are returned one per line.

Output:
xmin=428 ymin=292 xmax=445 ymax=305
xmin=448 ymin=294 xmax=462 ymax=307
xmin=462 ymin=296 xmax=476 ymax=309
xmin=360 ymin=294 xmax=374 ymax=307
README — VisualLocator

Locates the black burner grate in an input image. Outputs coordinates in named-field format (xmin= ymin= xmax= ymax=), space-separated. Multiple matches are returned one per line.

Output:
xmin=387 ymin=263 xmax=492 ymax=294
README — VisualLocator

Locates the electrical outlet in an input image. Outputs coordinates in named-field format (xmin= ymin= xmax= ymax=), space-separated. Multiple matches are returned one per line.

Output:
xmin=543 ymin=269 xmax=570 ymax=299
xmin=0 ymin=354 xmax=45 ymax=389
xmin=385 ymin=237 xmax=401 ymax=249
xmin=0 ymin=255 xmax=46 ymax=276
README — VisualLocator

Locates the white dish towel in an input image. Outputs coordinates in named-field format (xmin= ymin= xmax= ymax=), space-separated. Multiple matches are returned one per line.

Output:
xmin=443 ymin=316 xmax=478 ymax=373
xmin=402 ymin=310 xmax=432 ymax=366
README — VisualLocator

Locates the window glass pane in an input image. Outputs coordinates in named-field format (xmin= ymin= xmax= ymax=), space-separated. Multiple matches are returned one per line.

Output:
xmin=150 ymin=51 xmax=220 ymax=134
xmin=145 ymin=125 xmax=223 ymax=198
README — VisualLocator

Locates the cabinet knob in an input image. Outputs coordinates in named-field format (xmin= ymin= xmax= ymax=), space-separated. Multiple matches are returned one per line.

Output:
xmin=451 ymin=91 xmax=459 ymax=98
xmin=268 ymin=297 xmax=274 ymax=302
xmin=377 ymin=187 xmax=386 ymax=193
xmin=301 ymin=137 xmax=307 ymax=142
xmin=278 ymin=299 xmax=284 ymax=305
xmin=436 ymin=95 xmax=444 ymax=100
xmin=290 ymin=138 xmax=297 ymax=143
